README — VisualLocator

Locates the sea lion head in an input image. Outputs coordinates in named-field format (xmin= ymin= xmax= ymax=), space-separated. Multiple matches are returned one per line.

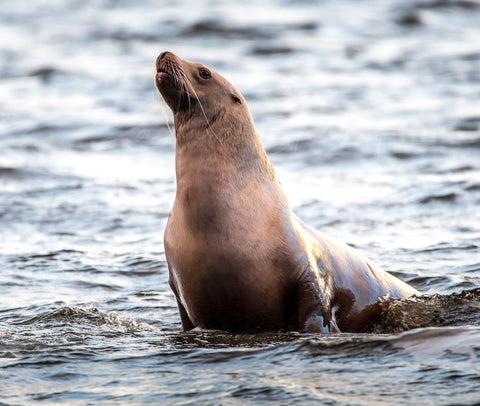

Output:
xmin=155 ymin=51 xmax=250 ymax=136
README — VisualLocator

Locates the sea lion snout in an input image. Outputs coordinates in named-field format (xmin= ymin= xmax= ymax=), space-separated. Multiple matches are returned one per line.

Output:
xmin=156 ymin=51 xmax=171 ymax=71
xmin=155 ymin=51 xmax=184 ymax=104
xmin=156 ymin=51 xmax=171 ymax=68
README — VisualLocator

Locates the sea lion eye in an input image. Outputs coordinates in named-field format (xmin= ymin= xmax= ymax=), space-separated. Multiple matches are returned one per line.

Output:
xmin=199 ymin=68 xmax=211 ymax=79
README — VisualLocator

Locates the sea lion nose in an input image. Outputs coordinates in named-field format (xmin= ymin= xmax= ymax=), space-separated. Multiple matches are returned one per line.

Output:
xmin=157 ymin=51 xmax=170 ymax=70
xmin=158 ymin=51 xmax=170 ymax=61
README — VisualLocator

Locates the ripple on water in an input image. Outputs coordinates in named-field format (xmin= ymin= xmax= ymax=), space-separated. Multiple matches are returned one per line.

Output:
xmin=1 ymin=0 xmax=480 ymax=404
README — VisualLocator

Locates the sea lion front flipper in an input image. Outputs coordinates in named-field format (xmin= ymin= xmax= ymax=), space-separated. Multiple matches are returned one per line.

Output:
xmin=284 ymin=265 xmax=340 ymax=333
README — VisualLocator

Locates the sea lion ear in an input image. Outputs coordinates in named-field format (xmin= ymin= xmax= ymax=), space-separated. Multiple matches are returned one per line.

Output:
xmin=231 ymin=94 xmax=242 ymax=104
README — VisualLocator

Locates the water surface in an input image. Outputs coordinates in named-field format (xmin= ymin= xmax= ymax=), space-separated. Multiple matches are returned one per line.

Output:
xmin=1 ymin=0 xmax=480 ymax=404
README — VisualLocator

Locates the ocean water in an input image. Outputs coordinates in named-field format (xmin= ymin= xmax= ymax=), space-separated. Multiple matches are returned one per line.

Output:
xmin=1 ymin=0 xmax=480 ymax=404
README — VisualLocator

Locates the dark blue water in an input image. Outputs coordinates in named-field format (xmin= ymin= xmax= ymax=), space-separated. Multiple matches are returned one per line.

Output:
xmin=1 ymin=0 xmax=480 ymax=404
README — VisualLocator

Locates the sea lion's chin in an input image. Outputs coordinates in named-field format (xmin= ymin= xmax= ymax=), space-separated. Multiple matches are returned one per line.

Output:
xmin=155 ymin=72 xmax=177 ymax=96
xmin=157 ymin=86 xmax=188 ymax=113
xmin=155 ymin=71 xmax=170 ymax=85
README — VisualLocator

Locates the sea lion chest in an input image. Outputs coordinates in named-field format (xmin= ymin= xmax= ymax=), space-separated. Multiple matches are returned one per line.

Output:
xmin=164 ymin=169 xmax=303 ymax=332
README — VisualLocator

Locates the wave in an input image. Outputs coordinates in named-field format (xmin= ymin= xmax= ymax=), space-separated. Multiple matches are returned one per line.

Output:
xmin=11 ymin=305 xmax=156 ymax=333
xmin=301 ymin=325 xmax=480 ymax=362
xmin=366 ymin=288 xmax=480 ymax=333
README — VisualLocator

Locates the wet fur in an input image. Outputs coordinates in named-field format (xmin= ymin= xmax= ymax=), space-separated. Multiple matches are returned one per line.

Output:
xmin=155 ymin=52 xmax=419 ymax=333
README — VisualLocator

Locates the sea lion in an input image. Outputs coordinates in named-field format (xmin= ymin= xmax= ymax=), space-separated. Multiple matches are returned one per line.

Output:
xmin=155 ymin=51 xmax=419 ymax=333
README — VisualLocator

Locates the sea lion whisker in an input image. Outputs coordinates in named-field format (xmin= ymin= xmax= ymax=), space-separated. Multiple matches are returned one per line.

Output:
xmin=177 ymin=69 xmax=193 ymax=116
xmin=160 ymin=98 xmax=173 ymax=136
xmin=182 ymin=74 xmax=222 ymax=143
xmin=162 ymin=59 xmax=218 ymax=139
xmin=170 ymin=66 xmax=196 ymax=121
xmin=170 ymin=66 xmax=187 ymax=113
xmin=155 ymin=67 xmax=174 ymax=135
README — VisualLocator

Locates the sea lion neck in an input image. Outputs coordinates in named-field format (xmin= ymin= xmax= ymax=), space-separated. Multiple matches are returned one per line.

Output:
xmin=173 ymin=121 xmax=277 ymax=186
xmin=173 ymin=103 xmax=274 ymax=168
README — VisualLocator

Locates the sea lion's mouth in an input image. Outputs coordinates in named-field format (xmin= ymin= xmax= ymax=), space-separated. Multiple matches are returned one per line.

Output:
xmin=155 ymin=52 xmax=188 ymax=92
xmin=155 ymin=56 xmax=172 ymax=83
xmin=155 ymin=68 xmax=177 ymax=95
xmin=156 ymin=68 xmax=172 ymax=81
xmin=156 ymin=57 xmax=173 ymax=80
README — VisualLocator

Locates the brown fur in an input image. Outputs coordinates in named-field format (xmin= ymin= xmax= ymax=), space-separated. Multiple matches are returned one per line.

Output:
xmin=155 ymin=51 xmax=419 ymax=333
